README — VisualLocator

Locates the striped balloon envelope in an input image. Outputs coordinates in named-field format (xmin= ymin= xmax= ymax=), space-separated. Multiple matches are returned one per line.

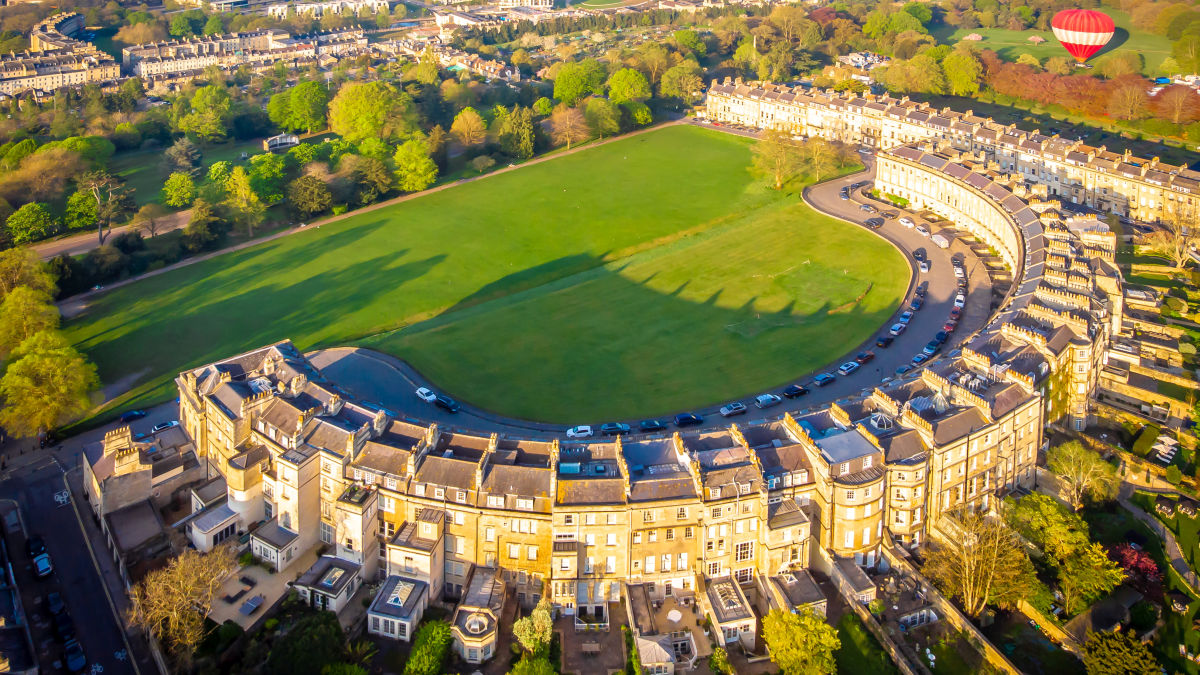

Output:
xmin=1051 ymin=9 xmax=1116 ymax=63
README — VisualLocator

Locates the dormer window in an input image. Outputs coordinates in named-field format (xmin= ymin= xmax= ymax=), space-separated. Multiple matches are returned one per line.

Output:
xmin=839 ymin=463 xmax=849 ymax=474
xmin=516 ymin=498 xmax=533 ymax=511
xmin=709 ymin=487 xmax=721 ymax=500
xmin=433 ymin=487 xmax=445 ymax=500
xmin=487 ymin=495 xmax=504 ymax=508
xmin=738 ymin=482 xmax=750 ymax=495
xmin=863 ymin=456 xmax=873 ymax=469
xmin=455 ymin=490 xmax=466 ymax=504
xmin=412 ymin=484 xmax=425 ymax=497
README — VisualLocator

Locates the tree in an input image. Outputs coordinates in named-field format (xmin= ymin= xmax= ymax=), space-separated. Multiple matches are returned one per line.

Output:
xmin=943 ymin=48 xmax=983 ymax=96
xmin=450 ymin=107 xmax=487 ymax=148
xmin=248 ymin=153 xmax=288 ymax=204
xmin=0 ymin=286 xmax=58 ymax=359
xmin=203 ymin=15 xmax=223 ymax=35
xmin=264 ymin=610 xmax=346 ymax=675
xmin=513 ymin=596 xmax=553 ymax=655
xmin=1047 ymin=441 xmax=1119 ymax=510
xmin=288 ymin=176 xmax=332 ymax=217
xmin=179 ymin=86 xmax=232 ymax=142
xmin=328 ymin=82 xmax=416 ymax=143
xmin=584 ymin=98 xmax=620 ymax=139
xmin=761 ymin=608 xmax=839 ymax=675
xmin=183 ymin=199 xmax=223 ymax=252
xmin=169 ymin=14 xmax=195 ymax=38
xmin=637 ymin=43 xmax=671 ymax=84
xmin=132 ymin=203 xmax=170 ymax=238
xmin=1082 ymin=630 xmax=1159 ymax=675
xmin=1108 ymin=79 xmax=1150 ymax=120
xmin=495 ymin=106 xmax=535 ymax=160
xmin=1007 ymin=493 xmax=1090 ymax=560
xmin=1111 ymin=543 xmax=1162 ymax=595
xmin=0 ymin=248 xmax=54 ymax=299
xmin=607 ymin=68 xmax=651 ymax=105
xmin=79 ymin=171 xmax=134 ymax=245
xmin=161 ymin=172 xmax=196 ymax=208
xmin=623 ymin=101 xmax=652 ymax=127
xmin=660 ymin=63 xmax=703 ymax=105
xmin=751 ymin=129 xmax=802 ymax=190
xmin=64 ymin=191 xmax=98 ymax=232
xmin=553 ymin=62 xmax=595 ymax=106
xmin=163 ymin=138 xmax=202 ymax=176
xmin=1144 ymin=208 xmax=1198 ymax=271
xmin=346 ymin=156 xmax=391 ymax=205
xmin=673 ymin=29 xmax=707 ymax=56
xmin=800 ymin=137 xmax=843 ymax=182
xmin=1059 ymin=542 xmax=1126 ymax=614
xmin=388 ymin=140 xmax=435 ymax=193
xmin=924 ymin=508 xmax=1036 ymax=617
xmin=224 ymin=167 xmax=265 ymax=237
xmin=403 ymin=620 xmax=452 ymax=675
xmin=533 ymin=97 xmax=554 ymax=116
xmin=549 ymin=106 xmax=588 ymax=150
xmin=1153 ymin=85 xmax=1200 ymax=124
xmin=0 ymin=330 xmax=98 ymax=436
xmin=6 ymin=203 xmax=57 ymax=245
xmin=127 ymin=546 xmax=236 ymax=665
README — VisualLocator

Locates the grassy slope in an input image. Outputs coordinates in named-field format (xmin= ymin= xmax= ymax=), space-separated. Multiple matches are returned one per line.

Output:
xmin=67 ymin=124 xmax=908 ymax=423
xmin=365 ymin=199 xmax=907 ymax=421
xmin=931 ymin=9 xmax=1173 ymax=74
xmin=63 ymin=127 xmax=777 ymax=409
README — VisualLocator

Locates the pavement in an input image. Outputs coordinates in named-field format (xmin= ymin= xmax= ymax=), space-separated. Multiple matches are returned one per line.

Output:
xmin=31 ymin=210 xmax=191 ymax=261
xmin=307 ymin=155 xmax=999 ymax=440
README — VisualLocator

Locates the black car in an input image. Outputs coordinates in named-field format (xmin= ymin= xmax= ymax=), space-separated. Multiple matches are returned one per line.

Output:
xmin=782 ymin=384 xmax=809 ymax=398
xmin=910 ymin=297 xmax=923 ymax=311
xmin=639 ymin=419 xmax=667 ymax=433
xmin=25 ymin=535 xmax=45 ymax=559
xmin=864 ymin=217 xmax=883 ymax=229
xmin=45 ymin=591 xmax=65 ymax=616
xmin=53 ymin=611 xmax=75 ymax=642
xmin=433 ymin=395 xmax=459 ymax=413
xmin=118 ymin=409 xmax=147 ymax=423
xmin=875 ymin=335 xmax=894 ymax=348
xmin=600 ymin=423 xmax=631 ymax=436
xmin=674 ymin=412 xmax=703 ymax=427
xmin=934 ymin=330 xmax=949 ymax=345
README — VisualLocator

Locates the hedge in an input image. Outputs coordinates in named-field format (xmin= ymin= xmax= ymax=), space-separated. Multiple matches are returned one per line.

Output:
xmin=403 ymin=620 xmax=452 ymax=675
xmin=1132 ymin=425 xmax=1162 ymax=457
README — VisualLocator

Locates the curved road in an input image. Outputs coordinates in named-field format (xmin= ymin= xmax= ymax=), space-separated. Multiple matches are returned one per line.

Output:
xmin=307 ymin=156 xmax=999 ymax=440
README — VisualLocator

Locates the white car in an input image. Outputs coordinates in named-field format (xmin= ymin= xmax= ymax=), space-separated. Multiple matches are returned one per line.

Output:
xmin=754 ymin=394 xmax=782 ymax=409
xmin=919 ymin=260 xmax=930 ymax=273
xmin=954 ymin=294 xmax=966 ymax=308
xmin=899 ymin=217 xmax=914 ymax=228
xmin=889 ymin=323 xmax=907 ymax=336
xmin=566 ymin=425 xmax=593 ymax=439
xmin=915 ymin=225 xmax=930 ymax=237
xmin=415 ymin=387 xmax=437 ymax=403
xmin=838 ymin=361 xmax=861 ymax=376
xmin=954 ymin=266 xmax=965 ymax=278
xmin=151 ymin=420 xmax=179 ymax=433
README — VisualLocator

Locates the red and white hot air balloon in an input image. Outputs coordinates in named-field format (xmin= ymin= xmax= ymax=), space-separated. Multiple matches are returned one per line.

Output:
xmin=1051 ymin=9 xmax=1116 ymax=63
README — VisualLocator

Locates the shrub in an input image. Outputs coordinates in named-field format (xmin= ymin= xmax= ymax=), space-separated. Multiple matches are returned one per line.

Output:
xmin=1129 ymin=601 xmax=1159 ymax=631
xmin=1166 ymin=297 xmax=1187 ymax=313
xmin=1167 ymin=465 xmax=1183 ymax=484
xmin=709 ymin=647 xmax=733 ymax=675
xmin=403 ymin=620 xmax=452 ymax=675
xmin=238 ymin=551 xmax=254 ymax=567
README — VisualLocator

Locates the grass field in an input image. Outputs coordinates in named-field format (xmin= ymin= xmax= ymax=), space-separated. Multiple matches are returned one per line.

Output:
xmin=931 ymin=9 xmax=1173 ymax=74
xmin=64 ymin=125 xmax=908 ymax=423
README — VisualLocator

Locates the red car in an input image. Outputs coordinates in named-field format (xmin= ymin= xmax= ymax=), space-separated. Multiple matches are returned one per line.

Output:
xmin=856 ymin=350 xmax=876 ymax=364
xmin=944 ymin=319 xmax=958 ymax=332
xmin=949 ymin=308 xmax=962 ymax=320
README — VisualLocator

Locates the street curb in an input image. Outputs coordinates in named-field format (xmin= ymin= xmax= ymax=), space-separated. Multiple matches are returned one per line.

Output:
xmin=59 ymin=465 xmax=145 ymax=675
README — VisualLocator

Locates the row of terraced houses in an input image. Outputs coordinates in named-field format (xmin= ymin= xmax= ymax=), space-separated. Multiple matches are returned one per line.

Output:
xmin=81 ymin=83 xmax=1176 ymax=673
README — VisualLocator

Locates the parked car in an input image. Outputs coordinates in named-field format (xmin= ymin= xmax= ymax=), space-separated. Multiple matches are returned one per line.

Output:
xmin=720 ymin=402 xmax=748 ymax=417
xmin=899 ymin=217 xmax=914 ymax=227
xmin=875 ymin=335 xmax=894 ymax=348
xmin=839 ymin=189 xmax=850 ymax=200
xmin=889 ymin=323 xmax=907 ymax=336
xmin=782 ymin=384 xmax=809 ymax=398
xmin=915 ymin=225 xmax=930 ymax=237
xmin=600 ymin=423 xmax=631 ymax=436
xmin=45 ymin=591 xmax=65 ymax=616
xmin=911 ymin=353 xmax=931 ymax=366
xmin=895 ymin=365 xmax=913 ymax=376
xmin=882 ymin=211 xmax=899 ymax=218
xmin=909 ymin=297 xmax=923 ymax=311
xmin=754 ymin=394 xmax=782 ymax=409
xmin=949 ymin=308 xmax=962 ymax=320
xmin=954 ymin=266 xmax=965 ymax=279
xmin=856 ymin=351 xmax=875 ymax=364
xmin=565 ymin=425 xmax=593 ymax=439
xmin=63 ymin=639 xmax=86 ymax=673
xmin=414 ymin=387 xmax=437 ymax=403
xmin=837 ymin=361 xmax=860 ymax=376
xmin=923 ymin=341 xmax=940 ymax=356
xmin=864 ymin=217 xmax=883 ymax=229
xmin=954 ymin=294 xmax=966 ymax=308
xmin=639 ymin=419 xmax=667 ymax=433
xmin=933 ymin=330 xmax=949 ymax=345
xmin=898 ymin=310 xmax=914 ymax=324
xmin=674 ymin=412 xmax=704 ymax=427
xmin=813 ymin=374 xmax=837 ymax=387
xmin=150 ymin=420 xmax=179 ymax=433
xmin=944 ymin=320 xmax=959 ymax=332
xmin=434 ymin=395 xmax=459 ymax=413
xmin=25 ymin=535 xmax=45 ymax=559
xmin=919 ymin=260 xmax=930 ymax=273
xmin=859 ymin=204 xmax=877 ymax=213
xmin=118 ymin=410 xmax=147 ymax=423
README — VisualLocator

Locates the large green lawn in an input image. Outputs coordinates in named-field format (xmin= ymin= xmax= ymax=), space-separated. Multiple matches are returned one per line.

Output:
xmin=64 ymin=125 xmax=908 ymax=424
xmin=931 ymin=9 xmax=1173 ymax=74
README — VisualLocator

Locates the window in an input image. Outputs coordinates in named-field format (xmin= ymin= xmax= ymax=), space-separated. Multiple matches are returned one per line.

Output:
xmin=455 ymin=490 xmax=466 ymax=504
xmin=560 ymin=557 xmax=570 ymax=571
xmin=585 ymin=513 xmax=596 ymax=526
xmin=863 ymin=456 xmax=873 ymax=468
xmin=844 ymin=530 xmax=854 ymax=548
xmin=676 ymin=507 xmax=687 ymax=520
xmin=665 ymin=528 xmax=674 ymax=541
xmin=678 ymin=552 xmax=687 ymax=569
xmin=735 ymin=541 xmax=754 ymax=562
xmin=381 ymin=496 xmax=395 ymax=513
xmin=712 ymin=506 xmax=722 ymax=519
xmin=706 ymin=561 xmax=721 ymax=577
xmin=661 ymin=554 xmax=671 ymax=572
xmin=643 ymin=511 xmax=655 ymax=523
xmin=845 ymin=490 xmax=855 ymax=501
xmin=839 ymin=463 xmax=849 ymax=473
xmin=607 ymin=534 xmax=617 ymax=546
xmin=412 ymin=484 xmax=425 ymax=497
xmin=633 ymin=532 xmax=642 ymax=544
xmin=386 ymin=477 xmax=397 ymax=490
xmin=709 ymin=487 xmax=721 ymax=499
xmin=738 ymin=482 xmax=750 ymax=495
xmin=508 ymin=544 xmax=520 ymax=559
xmin=487 ymin=495 xmax=504 ymax=508
xmin=485 ymin=527 xmax=495 ymax=542
xmin=564 ymin=515 xmax=575 ymax=526
xmin=433 ymin=487 xmax=444 ymax=500
xmin=734 ymin=568 xmax=752 ymax=583
xmin=320 ymin=522 xmax=334 ymax=544
xmin=606 ymin=556 xmax=615 ymax=573
xmin=648 ymin=530 xmax=657 ymax=543
xmin=516 ymin=498 xmax=534 ymax=511
xmin=585 ymin=534 xmax=595 ymax=546
xmin=527 ymin=546 xmax=539 ymax=561
xmin=645 ymin=556 xmax=655 ymax=573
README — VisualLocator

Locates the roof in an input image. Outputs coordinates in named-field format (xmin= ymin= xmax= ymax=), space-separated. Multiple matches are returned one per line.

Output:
xmin=835 ymin=557 xmax=874 ymax=594
xmin=815 ymin=428 xmax=877 ymax=465
xmin=772 ymin=570 xmax=825 ymax=608
xmin=191 ymin=502 xmax=236 ymax=534
xmin=368 ymin=575 xmax=428 ymax=620
xmin=295 ymin=555 xmax=361 ymax=597
xmin=252 ymin=517 xmax=299 ymax=549
xmin=105 ymin=500 xmax=166 ymax=553
xmin=768 ymin=498 xmax=810 ymax=529
xmin=706 ymin=577 xmax=753 ymax=624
